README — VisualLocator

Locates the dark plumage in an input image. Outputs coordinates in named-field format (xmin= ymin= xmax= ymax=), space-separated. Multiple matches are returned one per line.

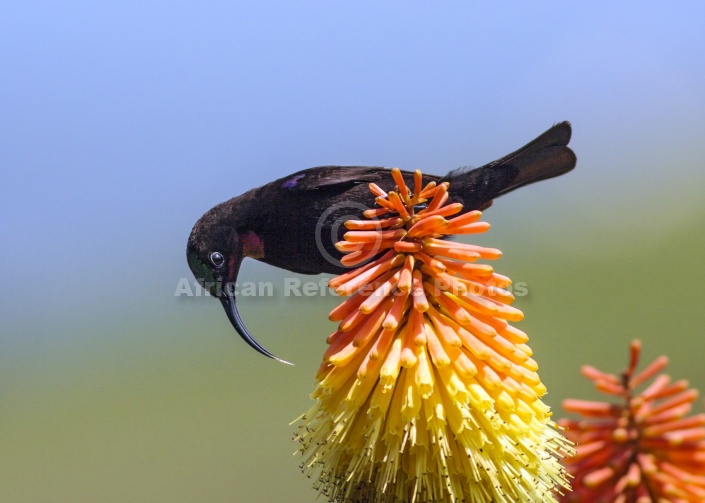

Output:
xmin=186 ymin=122 xmax=576 ymax=363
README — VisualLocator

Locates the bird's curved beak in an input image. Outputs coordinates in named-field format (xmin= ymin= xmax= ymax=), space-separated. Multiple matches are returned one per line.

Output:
xmin=218 ymin=260 xmax=293 ymax=365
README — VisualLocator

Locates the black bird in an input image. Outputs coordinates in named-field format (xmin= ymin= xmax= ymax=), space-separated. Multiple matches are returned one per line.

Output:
xmin=187 ymin=122 xmax=576 ymax=364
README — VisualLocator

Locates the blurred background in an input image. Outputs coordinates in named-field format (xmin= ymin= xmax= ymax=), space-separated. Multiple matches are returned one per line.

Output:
xmin=2 ymin=2 xmax=704 ymax=501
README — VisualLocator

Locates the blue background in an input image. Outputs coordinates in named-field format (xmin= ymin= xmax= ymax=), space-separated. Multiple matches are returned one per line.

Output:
xmin=2 ymin=2 xmax=704 ymax=501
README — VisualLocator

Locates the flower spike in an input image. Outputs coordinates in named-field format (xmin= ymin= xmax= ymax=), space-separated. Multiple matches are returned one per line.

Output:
xmin=294 ymin=169 xmax=573 ymax=503
xmin=560 ymin=340 xmax=705 ymax=502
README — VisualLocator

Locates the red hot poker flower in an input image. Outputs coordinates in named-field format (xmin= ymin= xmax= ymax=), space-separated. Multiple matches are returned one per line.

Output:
xmin=295 ymin=168 xmax=572 ymax=503
xmin=560 ymin=339 xmax=705 ymax=502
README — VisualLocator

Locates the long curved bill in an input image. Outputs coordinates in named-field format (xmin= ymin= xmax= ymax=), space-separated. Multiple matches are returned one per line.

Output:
xmin=219 ymin=291 xmax=293 ymax=365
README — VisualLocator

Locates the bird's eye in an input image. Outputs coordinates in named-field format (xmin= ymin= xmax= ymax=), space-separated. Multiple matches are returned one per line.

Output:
xmin=210 ymin=252 xmax=224 ymax=267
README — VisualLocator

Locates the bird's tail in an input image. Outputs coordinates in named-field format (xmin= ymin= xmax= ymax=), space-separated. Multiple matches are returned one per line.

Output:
xmin=440 ymin=121 xmax=576 ymax=211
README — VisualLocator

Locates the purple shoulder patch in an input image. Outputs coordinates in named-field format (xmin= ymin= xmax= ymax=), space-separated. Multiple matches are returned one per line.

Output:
xmin=282 ymin=174 xmax=305 ymax=189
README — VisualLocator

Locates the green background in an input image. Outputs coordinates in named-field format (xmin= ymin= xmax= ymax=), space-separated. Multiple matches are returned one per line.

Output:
xmin=2 ymin=2 xmax=704 ymax=501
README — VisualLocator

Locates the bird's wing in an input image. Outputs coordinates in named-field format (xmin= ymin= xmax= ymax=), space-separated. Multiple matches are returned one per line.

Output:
xmin=276 ymin=166 xmax=396 ymax=193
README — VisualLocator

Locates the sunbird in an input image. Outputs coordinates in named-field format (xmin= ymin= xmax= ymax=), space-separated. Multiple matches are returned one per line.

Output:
xmin=187 ymin=122 xmax=576 ymax=363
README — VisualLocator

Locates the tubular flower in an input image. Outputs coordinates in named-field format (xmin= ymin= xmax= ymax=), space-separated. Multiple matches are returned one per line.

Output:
xmin=560 ymin=340 xmax=705 ymax=502
xmin=294 ymin=169 xmax=573 ymax=503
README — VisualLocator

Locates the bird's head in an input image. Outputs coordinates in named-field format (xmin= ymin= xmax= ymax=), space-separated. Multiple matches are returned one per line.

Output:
xmin=187 ymin=203 xmax=291 ymax=365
